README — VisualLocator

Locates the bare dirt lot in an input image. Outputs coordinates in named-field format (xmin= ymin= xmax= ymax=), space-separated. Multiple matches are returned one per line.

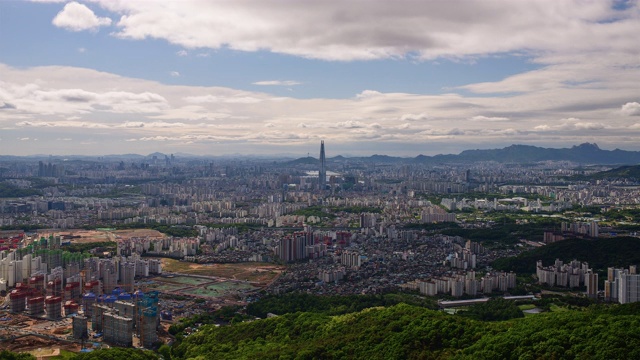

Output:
xmin=160 ymin=258 xmax=283 ymax=284
xmin=41 ymin=228 xmax=166 ymax=244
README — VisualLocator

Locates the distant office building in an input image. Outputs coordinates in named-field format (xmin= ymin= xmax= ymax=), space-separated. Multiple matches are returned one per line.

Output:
xmin=319 ymin=140 xmax=326 ymax=190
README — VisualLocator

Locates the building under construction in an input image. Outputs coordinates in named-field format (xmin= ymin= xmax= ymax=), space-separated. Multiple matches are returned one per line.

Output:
xmin=137 ymin=290 xmax=159 ymax=348
xmin=64 ymin=300 xmax=79 ymax=315
xmin=27 ymin=296 xmax=45 ymax=315
xmin=46 ymin=278 xmax=63 ymax=298
xmin=9 ymin=289 xmax=27 ymax=313
xmin=28 ymin=274 xmax=45 ymax=294
xmin=91 ymin=303 xmax=110 ymax=332
xmin=139 ymin=307 xmax=158 ymax=348
xmin=72 ymin=315 xmax=88 ymax=340
xmin=103 ymin=312 xmax=133 ymax=347
xmin=88 ymin=289 xmax=160 ymax=348
xmin=92 ymin=302 xmax=135 ymax=347
xmin=114 ymin=300 xmax=136 ymax=323
xmin=45 ymin=296 xmax=62 ymax=320
xmin=84 ymin=280 xmax=102 ymax=295
xmin=64 ymin=281 xmax=81 ymax=302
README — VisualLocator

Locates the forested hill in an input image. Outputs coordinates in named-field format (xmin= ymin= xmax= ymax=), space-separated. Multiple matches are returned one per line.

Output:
xmin=5 ymin=299 xmax=640 ymax=359
xmin=584 ymin=164 xmax=640 ymax=180
xmin=169 ymin=302 xmax=640 ymax=360
xmin=492 ymin=236 xmax=640 ymax=273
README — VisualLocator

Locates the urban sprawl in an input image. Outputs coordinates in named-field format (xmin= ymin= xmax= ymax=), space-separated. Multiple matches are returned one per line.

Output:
xmin=1 ymin=142 xmax=640 ymax=350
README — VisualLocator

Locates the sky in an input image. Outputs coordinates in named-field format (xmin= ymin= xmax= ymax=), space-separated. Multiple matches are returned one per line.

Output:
xmin=0 ymin=0 xmax=639 ymax=157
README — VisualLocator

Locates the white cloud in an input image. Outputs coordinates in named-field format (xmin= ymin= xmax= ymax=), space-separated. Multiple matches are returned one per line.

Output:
xmin=573 ymin=122 xmax=605 ymax=130
xmin=469 ymin=115 xmax=509 ymax=122
xmin=170 ymin=71 xmax=180 ymax=77
xmin=77 ymin=0 xmax=638 ymax=62
xmin=534 ymin=124 xmax=552 ymax=131
xmin=253 ymin=80 xmax=301 ymax=86
xmin=52 ymin=2 xmax=112 ymax=32
xmin=185 ymin=94 xmax=263 ymax=104
xmin=356 ymin=90 xmax=383 ymax=99
xmin=2 ymin=61 xmax=640 ymax=156
xmin=400 ymin=113 xmax=429 ymax=121
xmin=335 ymin=120 xmax=366 ymax=129
xmin=176 ymin=50 xmax=188 ymax=57
xmin=621 ymin=102 xmax=640 ymax=116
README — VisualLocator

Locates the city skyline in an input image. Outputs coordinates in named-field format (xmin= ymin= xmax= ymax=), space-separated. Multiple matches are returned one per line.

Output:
xmin=1 ymin=1 xmax=640 ymax=156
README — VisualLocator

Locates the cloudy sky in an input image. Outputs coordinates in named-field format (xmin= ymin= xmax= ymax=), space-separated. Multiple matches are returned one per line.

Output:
xmin=1 ymin=0 xmax=639 ymax=157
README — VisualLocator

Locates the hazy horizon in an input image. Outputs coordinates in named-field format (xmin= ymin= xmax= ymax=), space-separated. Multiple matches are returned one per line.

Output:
xmin=0 ymin=141 xmax=628 ymax=159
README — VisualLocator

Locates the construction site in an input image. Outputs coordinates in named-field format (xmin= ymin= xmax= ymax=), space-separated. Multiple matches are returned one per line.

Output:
xmin=0 ymin=287 xmax=170 ymax=353
xmin=0 ymin=231 xmax=273 ymax=355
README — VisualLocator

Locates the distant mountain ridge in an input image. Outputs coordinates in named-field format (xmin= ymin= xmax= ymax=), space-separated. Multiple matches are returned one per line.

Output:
xmin=3 ymin=143 xmax=640 ymax=165
xmin=325 ymin=143 xmax=640 ymax=165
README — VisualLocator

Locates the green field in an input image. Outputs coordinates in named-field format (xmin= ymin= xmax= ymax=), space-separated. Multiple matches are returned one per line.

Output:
xmin=149 ymin=282 xmax=185 ymax=292
xmin=160 ymin=276 xmax=212 ymax=286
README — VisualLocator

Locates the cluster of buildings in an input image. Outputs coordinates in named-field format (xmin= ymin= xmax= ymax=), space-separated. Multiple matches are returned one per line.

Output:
xmin=116 ymin=235 xmax=199 ymax=258
xmin=448 ymin=240 xmax=485 ymax=270
xmin=543 ymin=221 xmax=600 ymax=243
xmin=536 ymin=259 xmax=599 ymax=298
xmin=420 ymin=206 xmax=457 ymax=223
xmin=0 ymin=233 xmax=164 ymax=348
xmin=409 ymin=270 xmax=517 ymax=297
xmin=83 ymin=255 xmax=162 ymax=293
xmin=274 ymin=226 xmax=333 ymax=262
xmin=536 ymin=259 xmax=640 ymax=304
xmin=605 ymin=265 xmax=640 ymax=304
xmin=77 ymin=289 xmax=159 ymax=347
xmin=441 ymin=196 xmax=573 ymax=213
xmin=0 ymin=235 xmax=85 ymax=290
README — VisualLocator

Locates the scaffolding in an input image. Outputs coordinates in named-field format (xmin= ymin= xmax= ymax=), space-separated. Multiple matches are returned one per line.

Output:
xmin=9 ymin=290 xmax=26 ymax=313
xmin=138 ymin=290 xmax=159 ymax=348
xmin=103 ymin=313 xmax=133 ymax=347
xmin=140 ymin=307 xmax=158 ymax=348
xmin=45 ymin=296 xmax=62 ymax=320
xmin=82 ymin=292 xmax=96 ymax=317
xmin=27 ymin=296 xmax=45 ymax=315
xmin=91 ymin=303 xmax=110 ymax=331
xmin=72 ymin=315 xmax=88 ymax=340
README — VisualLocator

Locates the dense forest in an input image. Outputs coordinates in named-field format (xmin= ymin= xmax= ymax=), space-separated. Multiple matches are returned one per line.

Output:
xmin=5 ymin=299 xmax=640 ymax=359
xmin=441 ymin=217 xmax=563 ymax=247
xmin=245 ymin=292 xmax=438 ymax=318
xmin=171 ymin=302 xmax=640 ymax=359
xmin=0 ymin=182 xmax=42 ymax=198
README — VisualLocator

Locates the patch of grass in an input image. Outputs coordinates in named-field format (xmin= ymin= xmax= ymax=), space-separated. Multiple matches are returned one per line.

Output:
xmin=549 ymin=304 xmax=569 ymax=312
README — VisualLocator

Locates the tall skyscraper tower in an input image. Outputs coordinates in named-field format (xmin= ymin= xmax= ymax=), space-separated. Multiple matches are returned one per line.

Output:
xmin=319 ymin=140 xmax=326 ymax=190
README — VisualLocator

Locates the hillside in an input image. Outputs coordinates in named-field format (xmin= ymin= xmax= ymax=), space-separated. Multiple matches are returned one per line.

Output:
xmin=492 ymin=237 xmax=640 ymax=273
xmin=169 ymin=302 xmax=640 ymax=360
xmin=6 ymin=299 xmax=640 ymax=359
xmin=586 ymin=165 xmax=640 ymax=180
